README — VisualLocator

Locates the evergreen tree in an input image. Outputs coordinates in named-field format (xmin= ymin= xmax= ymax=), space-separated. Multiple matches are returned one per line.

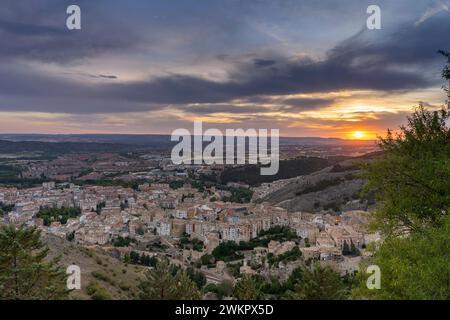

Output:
xmin=129 ymin=251 xmax=140 ymax=264
xmin=171 ymin=271 xmax=202 ymax=300
xmin=140 ymin=253 xmax=147 ymax=266
xmin=186 ymin=266 xmax=206 ymax=289
xmin=349 ymin=240 xmax=358 ymax=256
xmin=0 ymin=225 xmax=68 ymax=300
xmin=293 ymin=263 xmax=347 ymax=300
xmin=233 ymin=275 xmax=262 ymax=300
xmin=342 ymin=240 xmax=350 ymax=256
xmin=138 ymin=259 xmax=175 ymax=299
xmin=138 ymin=259 xmax=202 ymax=300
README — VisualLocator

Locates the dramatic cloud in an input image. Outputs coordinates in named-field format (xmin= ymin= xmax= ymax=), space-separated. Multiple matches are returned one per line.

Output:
xmin=3 ymin=14 xmax=448 ymax=113
xmin=0 ymin=0 xmax=448 ymax=136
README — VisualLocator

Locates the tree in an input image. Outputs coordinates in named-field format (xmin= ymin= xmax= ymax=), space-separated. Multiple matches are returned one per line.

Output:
xmin=362 ymin=51 xmax=450 ymax=235
xmin=186 ymin=267 xmax=206 ymax=289
xmin=65 ymin=231 xmax=75 ymax=242
xmin=0 ymin=225 xmax=68 ymax=300
xmin=293 ymin=263 xmax=347 ymax=300
xmin=138 ymin=259 xmax=175 ymax=299
xmin=282 ymin=267 xmax=304 ymax=293
xmin=172 ymin=271 xmax=202 ymax=300
xmin=200 ymin=254 xmax=215 ymax=266
xmin=36 ymin=206 xmax=81 ymax=226
xmin=356 ymin=53 xmax=450 ymax=299
xmin=354 ymin=212 xmax=450 ymax=300
xmin=205 ymin=279 xmax=234 ymax=300
xmin=349 ymin=240 xmax=358 ymax=256
xmin=342 ymin=241 xmax=350 ymax=256
xmin=211 ymin=241 xmax=243 ymax=261
xmin=138 ymin=259 xmax=202 ymax=300
xmin=233 ymin=275 xmax=262 ymax=300
xmin=129 ymin=251 xmax=140 ymax=264
xmin=363 ymin=103 xmax=450 ymax=235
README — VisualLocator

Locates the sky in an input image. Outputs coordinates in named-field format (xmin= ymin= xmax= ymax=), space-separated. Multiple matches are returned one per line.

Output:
xmin=0 ymin=0 xmax=449 ymax=139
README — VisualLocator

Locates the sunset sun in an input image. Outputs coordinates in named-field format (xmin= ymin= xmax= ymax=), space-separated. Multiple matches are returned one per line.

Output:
xmin=351 ymin=131 xmax=365 ymax=139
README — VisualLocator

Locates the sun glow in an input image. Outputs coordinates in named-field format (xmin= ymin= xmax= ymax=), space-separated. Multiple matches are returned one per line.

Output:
xmin=351 ymin=131 xmax=366 ymax=139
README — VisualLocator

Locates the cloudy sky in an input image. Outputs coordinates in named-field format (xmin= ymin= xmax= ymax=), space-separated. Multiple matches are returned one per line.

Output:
xmin=0 ymin=0 xmax=449 ymax=138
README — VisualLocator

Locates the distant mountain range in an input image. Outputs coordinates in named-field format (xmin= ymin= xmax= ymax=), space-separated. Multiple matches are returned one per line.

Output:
xmin=0 ymin=139 xmax=152 ymax=155
xmin=0 ymin=134 xmax=375 ymax=145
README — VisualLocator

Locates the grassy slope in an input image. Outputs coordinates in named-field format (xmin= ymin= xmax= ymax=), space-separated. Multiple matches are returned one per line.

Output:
xmin=43 ymin=234 xmax=146 ymax=300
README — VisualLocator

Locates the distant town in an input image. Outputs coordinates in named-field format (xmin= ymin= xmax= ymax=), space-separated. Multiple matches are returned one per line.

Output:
xmin=0 ymin=137 xmax=381 ymax=298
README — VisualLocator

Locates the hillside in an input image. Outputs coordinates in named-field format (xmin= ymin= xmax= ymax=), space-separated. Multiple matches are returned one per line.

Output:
xmin=220 ymin=156 xmax=343 ymax=186
xmin=43 ymin=234 xmax=146 ymax=300
xmin=257 ymin=153 xmax=380 ymax=212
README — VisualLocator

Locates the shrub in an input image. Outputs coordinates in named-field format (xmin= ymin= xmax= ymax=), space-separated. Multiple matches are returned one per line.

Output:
xmin=86 ymin=281 xmax=112 ymax=300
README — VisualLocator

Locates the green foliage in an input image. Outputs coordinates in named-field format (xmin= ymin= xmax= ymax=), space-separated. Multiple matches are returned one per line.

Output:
xmin=0 ymin=202 xmax=14 ymax=216
xmin=200 ymin=253 xmax=215 ymax=266
xmin=211 ymin=241 xmax=244 ymax=262
xmin=186 ymin=267 xmax=206 ymax=289
xmin=86 ymin=280 xmax=112 ymax=300
xmin=342 ymin=240 xmax=359 ymax=256
xmin=190 ymin=180 xmax=205 ymax=192
xmin=241 ymin=226 xmax=298 ymax=250
xmin=169 ymin=180 xmax=184 ymax=189
xmin=235 ymin=226 xmax=299 ymax=252
xmin=226 ymin=261 xmax=243 ymax=277
xmin=205 ymin=227 xmax=299 ymax=263
xmin=282 ymin=267 xmax=304 ymax=293
xmin=0 ymin=225 xmax=68 ymax=300
xmin=354 ymin=213 xmax=450 ymax=300
xmin=304 ymin=237 xmax=310 ymax=247
xmin=228 ymin=264 xmax=351 ymax=300
xmin=204 ymin=279 xmax=234 ymax=300
xmin=138 ymin=259 xmax=175 ymax=299
xmin=267 ymin=246 xmax=302 ymax=267
xmin=112 ymin=236 xmax=136 ymax=247
xmin=257 ymin=226 xmax=298 ymax=242
xmin=222 ymin=188 xmax=254 ymax=203
xmin=36 ymin=206 xmax=81 ymax=226
xmin=179 ymin=234 xmax=204 ymax=251
xmin=233 ymin=275 xmax=262 ymax=300
xmin=138 ymin=259 xmax=202 ymax=300
xmin=259 ymin=276 xmax=285 ymax=296
xmin=356 ymin=56 xmax=450 ymax=300
xmin=139 ymin=253 xmax=158 ymax=267
xmin=123 ymin=251 xmax=157 ymax=267
xmin=65 ymin=231 xmax=75 ymax=242
xmin=95 ymin=201 xmax=106 ymax=214
xmin=172 ymin=271 xmax=203 ymax=300
xmin=363 ymin=104 xmax=450 ymax=234
xmin=292 ymin=263 xmax=348 ymax=300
